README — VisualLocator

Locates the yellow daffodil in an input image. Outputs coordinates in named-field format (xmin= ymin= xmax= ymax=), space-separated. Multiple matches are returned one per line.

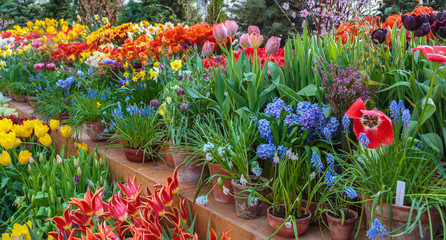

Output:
xmin=97 ymin=102 xmax=101 ymax=107
xmin=153 ymin=61 xmax=160 ymax=67
xmin=2 ymin=221 xmax=32 ymax=240
xmin=50 ymin=119 xmax=60 ymax=131
xmin=34 ymin=123 xmax=49 ymax=138
xmin=159 ymin=103 xmax=166 ymax=116
xmin=39 ymin=134 xmax=52 ymax=147
xmin=94 ymin=15 xmax=100 ymax=20
xmin=0 ymin=151 xmax=11 ymax=166
xmin=18 ymin=150 xmax=32 ymax=165
xmin=170 ymin=60 xmax=182 ymax=71
xmin=60 ymin=125 xmax=71 ymax=138
xmin=123 ymin=71 xmax=129 ymax=77
xmin=132 ymin=75 xmax=138 ymax=82
xmin=77 ymin=15 xmax=81 ymax=21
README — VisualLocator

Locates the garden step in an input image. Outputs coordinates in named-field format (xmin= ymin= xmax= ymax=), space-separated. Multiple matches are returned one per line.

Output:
xmin=9 ymin=100 xmax=367 ymax=239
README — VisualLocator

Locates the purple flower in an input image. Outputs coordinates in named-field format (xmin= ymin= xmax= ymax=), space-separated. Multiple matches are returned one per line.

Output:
xmin=300 ymin=9 xmax=309 ymax=18
xmin=367 ymin=218 xmax=388 ymax=239
xmin=342 ymin=115 xmax=350 ymax=133
xmin=258 ymin=119 xmax=273 ymax=142
xmin=359 ymin=133 xmax=369 ymax=147
xmin=73 ymin=175 xmax=79 ymax=187
xmin=323 ymin=117 xmax=339 ymax=141
xmin=282 ymin=2 xmax=289 ymax=10
xmin=344 ymin=187 xmax=357 ymax=199
xmin=180 ymin=103 xmax=189 ymax=111
xmin=256 ymin=143 xmax=276 ymax=160
xmin=311 ymin=152 xmax=323 ymax=171
xmin=150 ymin=99 xmax=159 ymax=107
xmin=265 ymin=98 xmax=293 ymax=119
xmin=402 ymin=109 xmax=411 ymax=129
xmin=291 ymin=12 xmax=297 ymax=19
xmin=276 ymin=145 xmax=289 ymax=158
xmin=176 ymin=88 xmax=185 ymax=96
xmin=101 ymin=59 xmax=115 ymax=65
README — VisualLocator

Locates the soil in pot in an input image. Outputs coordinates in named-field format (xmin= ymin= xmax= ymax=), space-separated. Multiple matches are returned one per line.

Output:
xmin=207 ymin=162 xmax=234 ymax=204
xmin=364 ymin=198 xmax=441 ymax=240
xmin=267 ymin=206 xmax=312 ymax=238
xmin=325 ymin=208 xmax=358 ymax=240
xmin=231 ymin=176 xmax=268 ymax=219
xmin=173 ymin=151 xmax=209 ymax=184
xmin=85 ymin=121 xmax=109 ymax=142
xmin=123 ymin=146 xmax=158 ymax=163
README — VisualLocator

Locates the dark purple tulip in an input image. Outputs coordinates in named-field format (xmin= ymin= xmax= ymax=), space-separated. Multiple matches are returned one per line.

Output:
xmin=371 ymin=28 xmax=387 ymax=44
xmin=414 ymin=22 xmax=431 ymax=37
xmin=178 ymin=75 xmax=184 ymax=81
xmin=64 ymin=99 xmax=69 ymax=104
xmin=180 ymin=103 xmax=189 ymax=111
xmin=73 ymin=175 xmax=79 ymax=187
xmin=432 ymin=19 xmax=446 ymax=40
xmin=437 ymin=11 xmax=446 ymax=21
xmin=176 ymin=88 xmax=185 ymax=96
xmin=188 ymin=75 xmax=193 ymax=81
xmin=180 ymin=39 xmax=192 ymax=50
xmin=402 ymin=14 xmax=426 ymax=31
xmin=150 ymin=99 xmax=159 ymax=107
xmin=426 ymin=13 xmax=436 ymax=24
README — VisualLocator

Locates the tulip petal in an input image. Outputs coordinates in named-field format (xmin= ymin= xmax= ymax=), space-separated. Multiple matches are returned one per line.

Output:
xmin=345 ymin=98 xmax=367 ymax=119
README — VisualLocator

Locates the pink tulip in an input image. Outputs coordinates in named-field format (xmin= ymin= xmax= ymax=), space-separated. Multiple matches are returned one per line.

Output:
xmin=240 ymin=34 xmax=250 ymax=48
xmin=224 ymin=20 xmax=238 ymax=37
xmin=34 ymin=63 xmax=45 ymax=71
xmin=32 ymin=39 xmax=42 ymax=49
xmin=265 ymin=36 xmax=280 ymax=55
xmin=46 ymin=63 xmax=56 ymax=70
xmin=248 ymin=33 xmax=264 ymax=49
xmin=202 ymin=41 xmax=214 ymax=57
xmin=411 ymin=45 xmax=446 ymax=64
xmin=248 ymin=26 xmax=260 ymax=35
xmin=213 ymin=23 xmax=228 ymax=42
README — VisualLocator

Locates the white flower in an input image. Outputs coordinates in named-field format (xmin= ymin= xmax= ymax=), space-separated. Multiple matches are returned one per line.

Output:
xmin=166 ymin=97 xmax=172 ymax=104
xmin=273 ymin=153 xmax=280 ymax=164
xmin=165 ymin=22 xmax=174 ymax=29
xmin=251 ymin=166 xmax=262 ymax=177
xmin=195 ymin=195 xmax=208 ymax=205
xmin=202 ymin=142 xmax=215 ymax=153
xmin=286 ymin=148 xmax=298 ymax=160
xmin=285 ymin=221 xmax=292 ymax=229
xmin=249 ymin=197 xmax=258 ymax=207
xmin=227 ymin=160 xmax=233 ymax=168
xmin=206 ymin=153 xmax=213 ymax=161
xmin=240 ymin=175 xmax=248 ymax=186
xmin=309 ymin=171 xmax=316 ymax=180
xmin=217 ymin=146 xmax=225 ymax=157
xmin=222 ymin=186 xmax=230 ymax=195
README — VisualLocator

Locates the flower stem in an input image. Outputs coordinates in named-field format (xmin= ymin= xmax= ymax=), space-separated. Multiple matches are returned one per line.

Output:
xmin=416 ymin=63 xmax=439 ymax=132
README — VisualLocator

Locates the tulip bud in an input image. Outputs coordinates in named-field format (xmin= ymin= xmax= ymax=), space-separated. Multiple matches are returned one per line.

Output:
xmin=47 ymin=208 xmax=52 ymax=218
xmin=239 ymin=33 xmax=250 ymax=48
xmin=66 ymin=181 xmax=71 ymax=193
xmin=213 ymin=24 xmax=228 ymax=42
xmin=73 ymin=175 xmax=79 ymax=187
xmin=248 ymin=25 xmax=260 ymax=35
xmin=56 ymin=154 xmax=62 ymax=165
xmin=371 ymin=28 xmax=387 ymax=44
xmin=73 ymin=158 xmax=79 ymax=167
xmin=248 ymin=33 xmax=264 ymax=49
xmin=42 ymin=184 xmax=46 ymax=192
xmin=265 ymin=36 xmax=280 ymax=55
xmin=31 ymin=195 xmax=35 ymax=205
xmin=224 ymin=20 xmax=238 ymax=37
xmin=39 ymin=154 xmax=43 ymax=162
xmin=402 ymin=14 xmax=425 ymax=31
xmin=202 ymin=41 xmax=214 ymax=58
xmin=414 ymin=22 xmax=431 ymax=37
xmin=28 ymin=164 xmax=32 ymax=172
xmin=29 ymin=156 xmax=35 ymax=164
xmin=166 ymin=97 xmax=172 ymax=104
xmin=77 ymin=167 xmax=82 ymax=176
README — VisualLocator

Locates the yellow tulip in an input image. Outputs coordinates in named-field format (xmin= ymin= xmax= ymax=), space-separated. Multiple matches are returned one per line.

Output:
xmin=39 ymin=134 xmax=52 ymax=147
xmin=60 ymin=125 xmax=71 ymax=138
xmin=0 ymin=151 xmax=11 ymax=166
xmin=34 ymin=123 xmax=49 ymax=138
xmin=0 ymin=132 xmax=16 ymax=149
xmin=23 ymin=120 xmax=35 ymax=131
xmin=14 ymin=138 xmax=21 ymax=148
xmin=77 ymin=143 xmax=88 ymax=153
xmin=18 ymin=150 xmax=32 ymax=165
xmin=0 ymin=118 xmax=13 ymax=132
xmin=50 ymin=119 xmax=60 ymax=131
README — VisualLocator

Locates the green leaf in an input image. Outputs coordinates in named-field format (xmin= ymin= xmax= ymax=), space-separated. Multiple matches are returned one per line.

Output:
xmin=418 ymin=98 xmax=436 ymax=127
xmin=420 ymin=133 xmax=444 ymax=159
xmin=1 ymin=177 xmax=10 ymax=188
xmin=297 ymin=84 xmax=317 ymax=96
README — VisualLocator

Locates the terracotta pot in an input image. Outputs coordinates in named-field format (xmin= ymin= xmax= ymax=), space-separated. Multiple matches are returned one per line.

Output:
xmin=207 ymin=162 xmax=234 ymax=204
xmin=123 ymin=146 xmax=157 ymax=163
xmin=231 ymin=176 xmax=268 ymax=219
xmin=325 ymin=208 xmax=358 ymax=240
xmin=364 ymin=197 xmax=441 ymax=240
xmin=160 ymin=143 xmax=175 ymax=167
xmin=172 ymin=150 xmax=208 ymax=184
xmin=267 ymin=206 xmax=312 ymax=238
xmin=302 ymin=199 xmax=330 ymax=225
xmin=85 ymin=121 xmax=108 ymax=142
xmin=6 ymin=89 xmax=14 ymax=98
xmin=58 ymin=112 xmax=70 ymax=121
xmin=14 ymin=94 xmax=26 ymax=103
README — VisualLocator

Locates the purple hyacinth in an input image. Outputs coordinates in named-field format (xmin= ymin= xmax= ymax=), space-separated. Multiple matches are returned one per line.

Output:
xmin=256 ymin=143 xmax=276 ymax=160
xmin=311 ymin=152 xmax=324 ymax=171
xmin=366 ymin=218 xmax=388 ymax=239
xmin=342 ymin=115 xmax=350 ymax=133
xmin=258 ymin=119 xmax=273 ymax=142
xmin=264 ymin=98 xmax=293 ymax=119
xmin=402 ymin=109 xmax=411 ymax=129
xmin=323 ymin=117 xmax=339 ymax=141
xmin=276 ymin=145 xmax=289 ymax=158
xmin=344 ymin=187 xmax=357 ymax=199
xmin=359 ymin=133 xmax=369 ymax=147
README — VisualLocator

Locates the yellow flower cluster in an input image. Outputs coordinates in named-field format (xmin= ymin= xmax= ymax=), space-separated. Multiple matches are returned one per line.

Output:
xmin=86 ymin=23 xmax=135 ymax=46
xmin=121 ymin=67 xmax=160 ymax=88
xmin=1 ymin=221 xmax=32 ymax=240
xmin=0 ymin=44 xmax=12 ymax=57
xmin=7 ymin=19 xmax=88 ymax=40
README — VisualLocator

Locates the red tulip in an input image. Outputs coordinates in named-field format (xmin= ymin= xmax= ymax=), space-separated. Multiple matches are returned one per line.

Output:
xmin=213 ymin=23 xmax=228 ymax=42
xmin=224 ymin=20 xmax=238 ymax=37
xmin=411 ymin=45 xmax=446 ymax=64
xmin=345 ymin=98 xmax=394 ymax=149
xmin=118 ymin=175 xmax=142 ymax=201
xmin=47 ymin=206 xmax=74 ymax=232
xmin=265 ymin=36 xmax=280 ymax=54
xmin=107 ymin=194 xmax=129 ymax=222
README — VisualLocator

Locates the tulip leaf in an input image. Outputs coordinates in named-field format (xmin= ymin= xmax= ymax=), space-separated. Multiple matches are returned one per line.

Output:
xmin=297 ymin=84 xmax=317 ymax=96
xmin=420 ymin=133 xmax=444 ymax=159
xmin=418 ymin=98 xmax=436 ymax=127
xmin=1 ymin=177 xmax=10 ymax=188
xmin=271 ymin=79 xmax=303 ymax=102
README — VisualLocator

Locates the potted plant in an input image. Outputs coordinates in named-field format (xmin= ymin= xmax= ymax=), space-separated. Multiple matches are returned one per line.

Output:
xmin=109 ymin=101 xmax=164 ymax=163
xmin=343 ymin=98 xmax=446 ymax=239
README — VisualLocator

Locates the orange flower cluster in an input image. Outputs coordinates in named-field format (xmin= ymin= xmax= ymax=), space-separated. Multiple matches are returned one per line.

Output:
xmin=47 ymin=169 xmax=231 ymax=240
xmin=109 ymin=22 xmax=228 ymax=64
xmin=51 ymin=42 xmax=95 ymax=62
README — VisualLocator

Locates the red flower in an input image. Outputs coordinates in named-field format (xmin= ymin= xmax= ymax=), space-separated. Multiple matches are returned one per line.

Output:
xmin=411 ymin=45 xmax=446 ymax=64
xmin=345 ymin=98 xmax=394 ymax=149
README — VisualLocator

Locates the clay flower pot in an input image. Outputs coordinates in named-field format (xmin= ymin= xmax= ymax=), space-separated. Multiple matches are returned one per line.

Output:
xmin=231 ymin=176 xmax=268 ymax=219
xmin=25 ymin=96 xmax=38 ymax=109
xmin=364 ymin=196 xmax=441 ymax=240
xmin=267 ymin=206 xmax=312 ymax=238
xmin=14 ymin=94 xmax=26 ymax=103
xmin=58 ymin=112 xmax=70 ymax=121
xmin=85 ymin=121 xmax=108 ymax=142
xmin=301 ymin=199 xmax=330 ymax=225
xmin=159 ymin=142 xmax=175 ymax=167
xmin=123 ymin=147 xmax=157 ymax=163
xmin=207 ymin=162 xmax=234 ymax=204
xmin=173 ymin=150 xmax=208 ymax=184
xmin=325 ymin=208 xmax=358 ymax=240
